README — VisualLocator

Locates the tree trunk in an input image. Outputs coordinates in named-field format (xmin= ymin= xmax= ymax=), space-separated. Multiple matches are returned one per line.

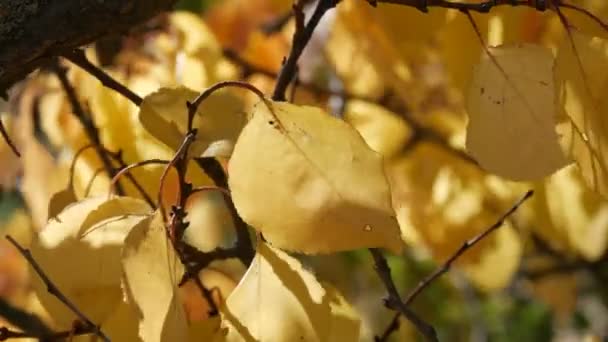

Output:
xmin=0 ymin=0 xmax=176 ymax=94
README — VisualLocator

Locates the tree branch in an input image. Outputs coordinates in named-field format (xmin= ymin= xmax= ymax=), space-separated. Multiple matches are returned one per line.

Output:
xmin=6 ymin=236 xmax=109 ymax=342
xmin=370 ymin=248 xmax=438 ymax=342
xmin=62 ymin=49 xmax=143 ymax=106
xmin=272 ymin=0 xmax=340 ymax=101
xmin=52 ymin=61 xmax=125 ymax=196
xmin=376 ymin=190 xmax=534 ymax=341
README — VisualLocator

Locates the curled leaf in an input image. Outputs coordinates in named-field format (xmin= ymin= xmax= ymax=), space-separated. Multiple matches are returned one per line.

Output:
xmin=31 ymin=197 xmax=147 ymax=328
xmin=138 ymin=86 xmax=245 ymax=157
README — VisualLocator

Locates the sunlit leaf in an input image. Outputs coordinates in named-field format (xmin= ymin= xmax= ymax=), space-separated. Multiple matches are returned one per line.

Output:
xmin=138 ymin=86 xmax=246 ymax=157
xmin=79 ymin=196 xmax=152 ymax=235
xmin=216 ymin=242 xmax=360 ymax=341
xmin=31 ymin=197 xmax=147 ymax=328
xmin=229 ymin=100 xmax=403 ymax=254
xmin=555 ymin=30 xmax=608 ymax=197
xmin=121 ymin=212 xmax=187 ymax=342
xmin=466 ymin=43 xmax=568 ymax=180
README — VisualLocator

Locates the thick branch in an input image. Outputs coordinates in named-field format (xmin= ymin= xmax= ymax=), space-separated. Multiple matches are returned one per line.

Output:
xmin=0 ymin=0 xmax=176 ymax=94
xmin=368 ymin=0 xmax=546 ymax=12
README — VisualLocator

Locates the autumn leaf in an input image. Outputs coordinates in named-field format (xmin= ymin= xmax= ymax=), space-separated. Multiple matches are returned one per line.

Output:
xmin=466 ymin=43 xmax=568 ymax=181
xmin=138 ymin=86 xmax=246 ymax=158
xmin=121 ymin=212 xmax=188 ymax=342
xmin=31 ymin=196 xmax=148 ymax=328
xmin=216 ymin=242 xmax=360 ymax=341
xmin=228 ymin=100 xmax=403 ymax=254
xmin=555 ymin=30 xmax=608 ymax=197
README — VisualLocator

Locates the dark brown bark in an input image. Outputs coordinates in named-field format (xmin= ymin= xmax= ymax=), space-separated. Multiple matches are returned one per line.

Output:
xmin=0 ymin=0 xmax=176 ymax=94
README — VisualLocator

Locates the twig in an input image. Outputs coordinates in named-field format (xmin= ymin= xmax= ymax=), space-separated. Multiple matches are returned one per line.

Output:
xmin=272 ymin=0 xmax=339 ymax=101
xmin=0 ymin=321 xmax=96 ymax=341
xmin=0 ymin=117 xmax=19 ymax=157
xmin=6 ymin=236 xmax=110 ymax=342
xmin=0 ymin=297 xmax=53 ymax=339
xmin=367 ymin=0 xmax=545 ymax=13
xmin=367 ymin=0 xmax=608 ymax=33
xmin=195 ymin=157 xmax=255 ymax=267
xmin=370 ymin=248 xmax=438 ymax=342
xmin=107 ymin=151 xmax=159 ymax=208
xmin=62 ymin=49 xmax=143 ymax=106
xmin=178 ymin=244 xmax=245 ymax=285
xmin=52 ymin=61 xmax=125 ymax=196
xmin=376 ymin=190 xmax=534 ymax=341
xmin=404 ymin=190 xmax=533 ymax=305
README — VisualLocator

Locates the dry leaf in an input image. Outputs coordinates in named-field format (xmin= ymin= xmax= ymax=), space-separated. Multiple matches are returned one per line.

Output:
xmin=555 ymin=30 xmax=608 ymax=197
xmin=121 ymin=213 xmax=188 ymax=342
xmin=228 ymin=100 xmax=403 ymax=254
xmin=216 ymin=242 xmax=360 ymax=341
xmin=138 ymin=86 xmax=246 ymax=158
xmin=466 ymin=43 xmax=567 ymax=180
xmin=31 ymin=197 xmax=147 ymax=328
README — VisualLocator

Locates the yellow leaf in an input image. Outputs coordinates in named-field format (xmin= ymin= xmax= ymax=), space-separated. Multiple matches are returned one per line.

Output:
xmin=79 ymin=196 xmax=152 ymax=235
xmin=184 ymin=191 xmax=234 ymax=253
xmin=535 ymin=164 xmax=608 ymax=261
xmin=555 ymin=30 xmax=608 ymax=197
xmin=138 ymin=86 xmax=246 ymax=157
xmin=47 ymin=187 xmax=77 ymax=222
xmin=228 ymin=101 xmax=403 ymax=254
xmin=31 ymin=197 xmax=147 ymax=328
xmin=100 ymin=301 xmax=140 ymax=342
xmin=216 ymin=242 xmax=360 ymax=341
xmin=466 ymin=43 xmax=567 ymax=180
xmin=121 ymin=212 xmax=188 ymax=342
xmin=343 ymin=100 xmax=412 ymax=159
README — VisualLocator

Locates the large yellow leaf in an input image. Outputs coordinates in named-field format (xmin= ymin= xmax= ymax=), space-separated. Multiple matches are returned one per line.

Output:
xmin=31 ymin=196 xmax=147 ymax=328
xmin=215 ymin=242 xmax=360 ymax=341
xmin=121 ymin=213 xmax=188 ymax=342
xmin=228 ymin=101 xmax=403 ymax=254
xmin=138 ymin=86 xmax=246 ymax=158
xmin=466 ymin=43 xmax=568 ymax=180
xmin=555 ymin=30 xmax=608 ymax=197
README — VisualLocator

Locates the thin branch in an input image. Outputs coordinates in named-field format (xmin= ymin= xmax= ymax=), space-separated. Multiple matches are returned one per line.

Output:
xmin=367 ymin=0 xmax=544 ymax=13
xmin=370 ymin=248 xmax=438 ymax=342
xmin=195 ymin=157 xmax=255 ymax=267
xmin=0 ymin=321 xmax=96 ymax=341
xmin=62 ymin=49 xmax=143 ymax=106
xmin=0 ymin=297 xmax=53 ymax=339
xmin=52 ymin=61 xmax=125 ymax=196
xmin=107 ymin=151 xmax=159 ymax=208
xmin=403 ymin=190 xmax=533 ymax=306
xmin=272 ymin=0 xmax=340 ymax=101
xmin=376 ymin=190 xmax=534 ymax=341
xmin=0 ymin=117 xmax=19 ymax=157
xmin=187 ymin=80 xmax=269 ymax=131
xmin=6 ymin=236 xmax=109 ymax=342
